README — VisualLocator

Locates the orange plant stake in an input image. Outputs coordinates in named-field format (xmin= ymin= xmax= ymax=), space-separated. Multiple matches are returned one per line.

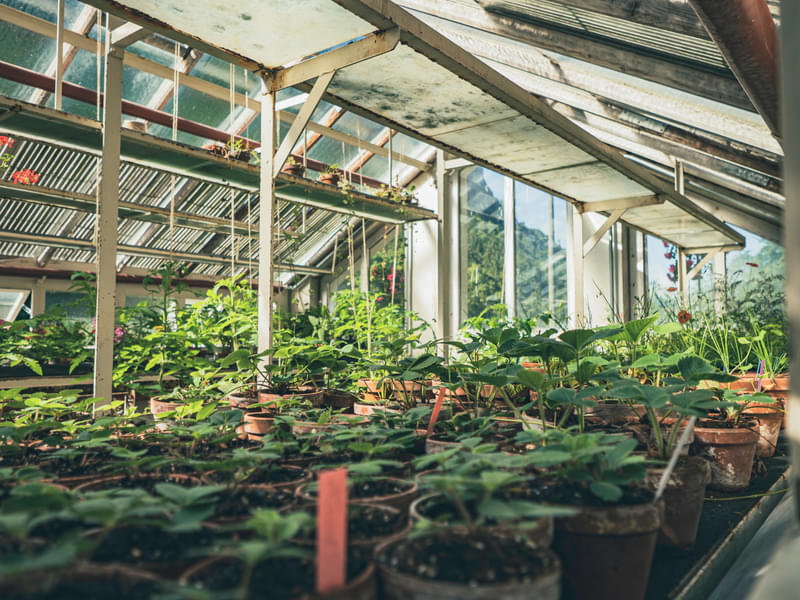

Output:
xmin=316 ymin=467 xmax=348 ymax=593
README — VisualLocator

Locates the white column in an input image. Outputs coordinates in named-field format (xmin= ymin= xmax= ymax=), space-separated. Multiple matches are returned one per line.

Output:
xmin=503 ymin=176 xmax=516 ymax=318
xmin=55 ymin=0 xmax=64 ymax=110
xmin=93 ymin=44 xmax=123 ymax=408
xmin=258 ymin=87 xmax=276 ymax=369
xmin=566 ymin=205 xmax=585 ymax=326
xmin=712 ymin=250 xmax=727 ymax=314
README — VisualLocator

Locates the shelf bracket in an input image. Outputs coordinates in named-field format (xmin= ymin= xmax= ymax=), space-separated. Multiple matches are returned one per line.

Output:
xmin=270 ymin=28 xmax=400 ymax=91
xmin=583 ymin=207 xmax=626 ymax=257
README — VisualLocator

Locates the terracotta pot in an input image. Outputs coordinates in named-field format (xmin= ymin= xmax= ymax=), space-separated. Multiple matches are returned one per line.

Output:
xmin=584 ymin=403 xmax=643 ymax=426
xmin=741 ymin=405 xmax=782 ymax=457
xmin=149 ymin=397 xmax=182 ymax=420
xmin=692 ymin=422 xmax=759 ymax=491
xmin=375 ymin=533 xmax=561 ymax=600
xmin=553 ymin=499 xmax=664 ymax=600
xmin=226 ymin=391 xmax=259 ymax=410
xmin=258 ymin=389 xmax=324 ymax=407
xmin=180 ymin=554 xmax=376 ymax=599
xmin=74 ymin=472 xmax=201 ymax=492
xmin=761 ymin=375 xmax=789 ymax=427
xmin=296 ymin=477 xmax=419 ymax=513
xmin=424 ymin=436 xmax=462 ymax=455
xmin=645 ymin=456 xmax=711 ymax=548
xmin=391 ymin=379 xmax=433 ymax=404
xmin=281 ymin=164 xmax=305 ymax=178
xmin=242 ymin=411 xmax=276 ymax=438
xmin=322 ymin=390 xmax=358 ymax=410
xmin=291 ymin=415 xmax=368 ymax=436
xmin=648 ymin=421 xmax=694 ymax=456
xmin=352 ymin=401 xmax=400 ymax=416
xmin=410 ymin=494 xmax=553 ymax=548
xmin=521 ymin=361 xmax=546 ymax=373
xmin=319 ymin=172 xmax=340 ymax=186
xmin=0 ymin=561 xmax=161 ymax=598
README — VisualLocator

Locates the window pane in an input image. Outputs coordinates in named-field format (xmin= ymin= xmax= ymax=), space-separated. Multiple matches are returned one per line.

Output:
xmin=514 ymin=183 xmax=568 ymax=323
xmin=464 ymin=167 xmax=505 ymax=318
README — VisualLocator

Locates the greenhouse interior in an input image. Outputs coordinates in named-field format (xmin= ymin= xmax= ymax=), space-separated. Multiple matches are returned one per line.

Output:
xmin=0 ymin=0 xmax=798 ymax=598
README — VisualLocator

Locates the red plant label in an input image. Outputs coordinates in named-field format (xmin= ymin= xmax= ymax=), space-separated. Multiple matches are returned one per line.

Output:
xmin=316 ymin=467 xmax=348 ymax=593
xmin=427 ymin=387 xmax=445 ymax=436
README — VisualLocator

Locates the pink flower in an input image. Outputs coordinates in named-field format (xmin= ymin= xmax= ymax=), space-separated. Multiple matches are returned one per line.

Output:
xmin=377 ymin=296 xmax=385 ymax=302
xmin=114 ymin=326 xmax=125 ymax=342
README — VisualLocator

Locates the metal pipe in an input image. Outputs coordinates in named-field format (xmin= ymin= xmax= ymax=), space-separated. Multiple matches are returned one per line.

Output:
xmin=688 ymin=0 xmax=780 ymax=141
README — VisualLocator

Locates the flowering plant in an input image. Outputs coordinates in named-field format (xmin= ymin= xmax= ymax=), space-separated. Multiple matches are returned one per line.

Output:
xmin=12 ymin=169 xmax=39 ymax=185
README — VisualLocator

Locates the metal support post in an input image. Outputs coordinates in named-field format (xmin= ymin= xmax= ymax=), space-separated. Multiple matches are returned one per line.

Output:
xmin=503 ymin=176 xmax=516 ymax=318
xmin=567 ymin=205 xmax=585 ymax=325
xmin=678 ymin=248 xmax=688 ymax=301
xmin=712 ymin=250 xmax=727 ymax=314
xmin=93 ymin=43 xmax=123 ymax=409
xmin=434 ymin=150 xmax=447 ymax=346
xmin=54 ymin=0 xmax=64 ymax=110
xmin=258 ymin=85 xmax=276 ymax=373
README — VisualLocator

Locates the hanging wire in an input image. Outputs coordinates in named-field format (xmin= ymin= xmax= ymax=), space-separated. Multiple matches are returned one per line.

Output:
xmin=390 ymin=224 xmax=399 ymax=305
xmin=247 ymin=194 xmax=253 ymax=283
xmin=229 ymin=63 xmax=236 ymax=275
xmin=356 ymin=115 xmax=363 ymax=188
xmin=362 ymin=218 xmax=372 ymax=357
xmin=168 ymin=42 xmax=180 ymax=259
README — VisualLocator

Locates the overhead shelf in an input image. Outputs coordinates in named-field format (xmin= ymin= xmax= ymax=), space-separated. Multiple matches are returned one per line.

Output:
xmin=76 ymin=0 xmax=743 ymax=250
xmin=0 ymin=96 xmax=436 ymax=224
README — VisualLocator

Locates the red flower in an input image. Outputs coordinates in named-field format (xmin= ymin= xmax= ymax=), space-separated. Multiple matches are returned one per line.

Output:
xmin=377 ymin=296 xmax=385 ymax=302
xmin=668 ymin=265 xmax=676 ymax=273
xmin=12 ymin=169 xmax=39 ymax=185
xmin=746 ymin=262 xmax=759 ymax=268
xmin=678 ymin=310 xmax=691 ymax=324
xmin=663 ymin=240 xmax=669 ymax=248
xmin=0 ymin=136 xmax=14 ymax=147
xmin=667 ymin=287 xmax=677 ymax=292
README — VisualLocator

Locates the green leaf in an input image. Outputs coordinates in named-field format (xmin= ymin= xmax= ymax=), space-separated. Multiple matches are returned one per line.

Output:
xmin=623 ymin=315 xmax=658 ymax=344
xmin=514 ymin=368 xmax=545 ymax=390
xmin=590 ymin=481 xmax=622 ymax=502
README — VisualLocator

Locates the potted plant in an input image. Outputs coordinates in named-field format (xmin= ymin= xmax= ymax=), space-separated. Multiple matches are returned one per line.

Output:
xmin=281 ymin=156 xmax=305 ymax=177
xmin=319 ymin=164 xmax=341 ymax=186
xmin=518 ymin=429 xmax=663 ymax=600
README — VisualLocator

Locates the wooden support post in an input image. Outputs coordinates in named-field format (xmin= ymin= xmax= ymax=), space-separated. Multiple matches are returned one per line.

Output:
xmin=93 ymin=43 xmax=123 ymax=410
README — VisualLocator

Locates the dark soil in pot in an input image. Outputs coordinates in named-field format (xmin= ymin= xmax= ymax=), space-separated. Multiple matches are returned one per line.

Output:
xmin=375 ymin=530 xmax=561 ymax=599
xmin=89 ymin=524 xmax=227 ymax=576
xmin=6 ymin=563 xmax=163 ymax=600
xmin=73 ymin=472 xmax=201 ymax=494
xmin=291 ymin=502 xmax=409 ymax=549
xmin=212 ymin=485 xmax=297 ymax=521
xmin=203 ymin=465 xmax=308 ymax=488
xmin=297 ymin=477 xmax=418 ymax=512
xmin=411 ymin=493 xmax=553 ymax=548
xmin=180 ymin=546 xmax=374 ymax=600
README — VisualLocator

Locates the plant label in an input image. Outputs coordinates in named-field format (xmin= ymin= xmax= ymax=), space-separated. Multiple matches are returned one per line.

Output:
xmin=427 ymin=388 xmax=445 ymax=436
xmin=316 ymin=467 xmax=348 ymax=592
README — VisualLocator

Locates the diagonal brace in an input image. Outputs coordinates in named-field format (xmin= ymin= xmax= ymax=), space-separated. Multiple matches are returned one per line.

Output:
xmin=273 ymin=71 xmax=335 ymax=177
xmin=583 ymin=208 xmax=626 ymax=256
xmin=270 ymin=28 xmax=400 ymax=91
xmin=110 ymin=23 xmax=148 ymax=48
xmin=686 ymin=249 xmax=718 ymax=281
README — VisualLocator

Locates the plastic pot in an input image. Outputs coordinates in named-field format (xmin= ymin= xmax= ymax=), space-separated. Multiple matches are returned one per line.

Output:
xmin=553 ymin=499 xmax=664 ymax=600
xmin=645 ymin=456 xmax=711 ymax=547
xmin=410 ymin=493 xmax=553 ymax=548
xmin=296 ymin=477 xmax=419 ymax=513
xmin=375 ymin=532 xmax=561 ymax=600
xmin=180 ymin=554 xmax=376 ymax=599
xmin=692 ymin=422 xmax=759 ymax=491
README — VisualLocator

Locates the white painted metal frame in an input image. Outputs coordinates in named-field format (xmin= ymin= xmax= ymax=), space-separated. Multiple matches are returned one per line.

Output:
xmin=93 ymin=30 xmax=126 ymax=409
xmin=503 ymin=175 xmax=516 ymax=318
xmin=258 ymin=86 xmax=276 ymax=373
